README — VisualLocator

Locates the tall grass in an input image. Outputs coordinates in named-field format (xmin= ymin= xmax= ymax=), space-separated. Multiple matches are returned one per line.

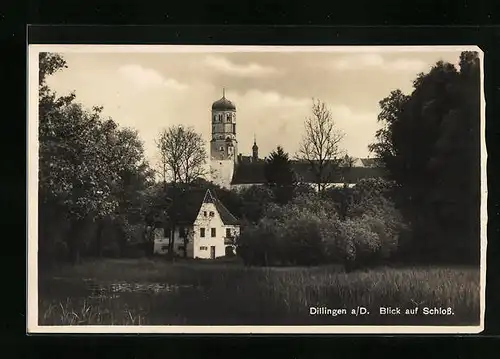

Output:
xmin=39 ymin=258 xmax=480 ymax=326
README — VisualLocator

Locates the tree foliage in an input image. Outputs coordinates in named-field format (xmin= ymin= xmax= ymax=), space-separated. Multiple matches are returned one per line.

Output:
xmin=369 ymin=51 xmax=481 ymax=264
xmin=237 ymin=178 xmax=404 ymax=268
xmin=38 ymin=52 xmax=153 ymax=265
xmin=264 ymin=146 xmax=296 ymax=204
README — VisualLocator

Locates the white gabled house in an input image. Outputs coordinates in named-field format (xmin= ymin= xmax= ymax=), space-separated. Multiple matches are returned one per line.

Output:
xmin=153 ymin=188 xmax=240 ymax=259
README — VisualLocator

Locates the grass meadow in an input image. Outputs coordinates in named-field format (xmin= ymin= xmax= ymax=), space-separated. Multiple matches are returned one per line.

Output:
xmin=38 ymin=257 xmax=481 ymax=326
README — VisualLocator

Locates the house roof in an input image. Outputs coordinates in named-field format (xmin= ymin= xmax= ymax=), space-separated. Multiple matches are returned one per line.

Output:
xmin=231 ymin=160 xmax=386 ymax=185
xmin=360 ymin=158 xmax=380 ymax=167
xmin=213 ymin=197 xmax=240 ymax=225
xmin=173 ymin=188 xmax=239 ymax=225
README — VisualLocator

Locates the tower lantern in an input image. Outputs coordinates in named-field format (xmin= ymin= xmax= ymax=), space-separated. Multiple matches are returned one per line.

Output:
xmin=252 ymin=134 xmax=259 ymax=162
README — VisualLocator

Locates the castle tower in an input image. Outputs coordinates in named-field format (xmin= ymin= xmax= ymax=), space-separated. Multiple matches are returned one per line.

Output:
xmin=252 ymin=134 xmax=259 ymax=162
xmin=210 ymin=89 xmax=237 ymax=188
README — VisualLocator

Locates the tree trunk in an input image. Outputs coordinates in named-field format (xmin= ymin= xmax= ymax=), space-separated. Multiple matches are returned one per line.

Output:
xmin=68 ymin=219 xmax=84 ymax=265
xmin=169 ymin=226 xmax=175 ymax=260
xmin=183 ymin=236 xmax=188 ymax=258
xmin=95 ymin=219 xmax=104 ymax=258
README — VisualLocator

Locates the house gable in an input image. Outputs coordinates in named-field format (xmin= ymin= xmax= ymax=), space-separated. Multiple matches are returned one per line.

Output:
xmin=194 ymin=189 xmax=239 ymax=226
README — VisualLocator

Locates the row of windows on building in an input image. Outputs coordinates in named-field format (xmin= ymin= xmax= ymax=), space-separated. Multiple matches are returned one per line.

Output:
xmin=212 ymin=124 xmax=236 ymax=134
xmin=161 ymin=226 xmax=233 ymax=238
xmin=161 ymin=244 xmax=229 ymax=252
xmin=213 ymin=114 xmax=234 ymax=123
xmin=199 ymin=227 xmax=233 ymax=238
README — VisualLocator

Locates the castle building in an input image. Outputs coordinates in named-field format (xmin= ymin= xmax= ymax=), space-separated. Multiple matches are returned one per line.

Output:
xmin=209 ymin=91 xmax=385 ymax=190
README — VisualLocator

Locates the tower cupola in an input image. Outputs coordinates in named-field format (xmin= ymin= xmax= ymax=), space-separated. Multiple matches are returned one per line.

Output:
xmin=211 ymin=88 xmax=236 ymax=111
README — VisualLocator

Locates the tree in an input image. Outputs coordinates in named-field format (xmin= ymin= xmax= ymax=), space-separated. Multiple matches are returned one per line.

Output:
xmin=239 ymin=185 xmax=275 ymax=224
xmin=39 ymin=99 xmax=120 ymax=263
xmin=368 ymin=90 xmax=410 ymax=165
xmin=156 ymin=125 xmax=207 ymax=185
xmin=264 ymin=146 xmax=296 ymax=204
xmin=95 ymin=126 xmax=154 ymax=257
xmin=155 ymin=125 xmax=207 ymax=258
xmin=38 ymin=52 xmax=153 ymax=265
xmin=297 ymin=99 xmax=345 ymax=192
xmin=368 ymin=52 xmax=481 ymax=264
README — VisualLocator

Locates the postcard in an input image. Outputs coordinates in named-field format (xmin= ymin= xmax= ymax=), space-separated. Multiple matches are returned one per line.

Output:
xmin=27 ymin=44 xmax=486 ymax=334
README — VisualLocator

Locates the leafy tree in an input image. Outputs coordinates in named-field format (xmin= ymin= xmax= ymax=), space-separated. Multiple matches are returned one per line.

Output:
xmin=38 ymin=52 xmax=153 ymax=264
xmin=95 ymin=126 xmax=154 ymax=257
xmin=264 ymin=146 xmax=296 ymax=204
xmin=369 ymin=52 xmax=481 ymax=264
xmin=297 ymin=99 xmax=345 ymax=192
xmin=239 ymin=185 xmax=275 ymax=224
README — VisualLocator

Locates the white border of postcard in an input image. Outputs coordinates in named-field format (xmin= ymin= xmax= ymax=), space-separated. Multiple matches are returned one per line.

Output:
xmin=27 ymin=44 xmax=487 ymax=334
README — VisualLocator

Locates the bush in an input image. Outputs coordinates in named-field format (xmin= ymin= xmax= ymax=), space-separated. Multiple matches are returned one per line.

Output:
xmin=237 ymin=179 xmax=407 ymax=269
xmin=238 ymin=193 xmax=339 ymax=266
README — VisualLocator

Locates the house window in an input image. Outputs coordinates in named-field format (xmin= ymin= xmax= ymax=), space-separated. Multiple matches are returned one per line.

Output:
xmin=163 ymin=227 xmax=170 ymax=238
xmin=203 ymin=211 xmax=207 ymax=217
xmin=200 ymin=228 xmax=205 ymax=237
xmin=211 ymin=228 xmax=216 ymax=237
xmin=200 ymin=246 xmax=207 ymax=251
xmin=227 ymin=114 xmax=231 ymax=122
xmin=226 ymin=228 xmax=231 ymax=237
xmin=233 ymin=123 xmax=236 ymax=134
xmin=161 ymin=245 xmax=169 ymax=251
xmin=219 ymin=146 xmax=224 ymax=152
xmin=209 ymin=211 xmax=214 ymax=217
xmin=178 ymin=245 xmax=184 ymax=251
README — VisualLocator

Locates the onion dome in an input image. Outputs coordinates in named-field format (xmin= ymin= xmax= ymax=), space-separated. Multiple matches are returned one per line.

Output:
xmin=212 ymin=89 xmax=236 ymax=111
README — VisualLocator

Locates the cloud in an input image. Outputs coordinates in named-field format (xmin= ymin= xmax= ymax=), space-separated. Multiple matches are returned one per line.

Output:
xmin=202 ymin=56 xmax=280 ymax=77
xmin=231 ymin=89 xmax=310 ymax=109
xmin=118 ymin=64 xmax=188 ymax=90
xmin=332 ymin=54 xmax=427 ymax=72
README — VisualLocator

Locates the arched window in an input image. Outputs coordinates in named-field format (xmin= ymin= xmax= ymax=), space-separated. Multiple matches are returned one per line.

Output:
xmin=227 ymin=114 xmax=231 ymax=122
xmin=218 ymin=114 xmax=222 ymax=122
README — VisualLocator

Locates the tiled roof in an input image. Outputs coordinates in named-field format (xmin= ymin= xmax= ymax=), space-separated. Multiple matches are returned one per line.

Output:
xmin=172 ymin=188 xmax=207 ymax=224
xmin=213 ymin=197 xmax=240 ymax=225
xmin=231 ymin=160 xmax=386 ymax=185
xmin=172 ymin=188 xmax=239 ymax=225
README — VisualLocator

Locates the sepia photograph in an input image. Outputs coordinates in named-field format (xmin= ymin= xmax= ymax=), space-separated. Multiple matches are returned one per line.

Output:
xmin=27 ymin=45 xmax=486 ymax=334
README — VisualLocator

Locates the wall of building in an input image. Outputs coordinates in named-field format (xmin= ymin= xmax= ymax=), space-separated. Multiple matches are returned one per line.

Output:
xmin=192 ymin=201 xmax=240 ymax=259
xmin=210 ymin=159 xmax=235 ymax=189
xmin=153 ymin=226 xmax=194 ymax=257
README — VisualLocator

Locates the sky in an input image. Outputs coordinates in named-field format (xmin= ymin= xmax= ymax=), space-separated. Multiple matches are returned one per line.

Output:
xmin=43 ymin=47 xmax=465 ymax=166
